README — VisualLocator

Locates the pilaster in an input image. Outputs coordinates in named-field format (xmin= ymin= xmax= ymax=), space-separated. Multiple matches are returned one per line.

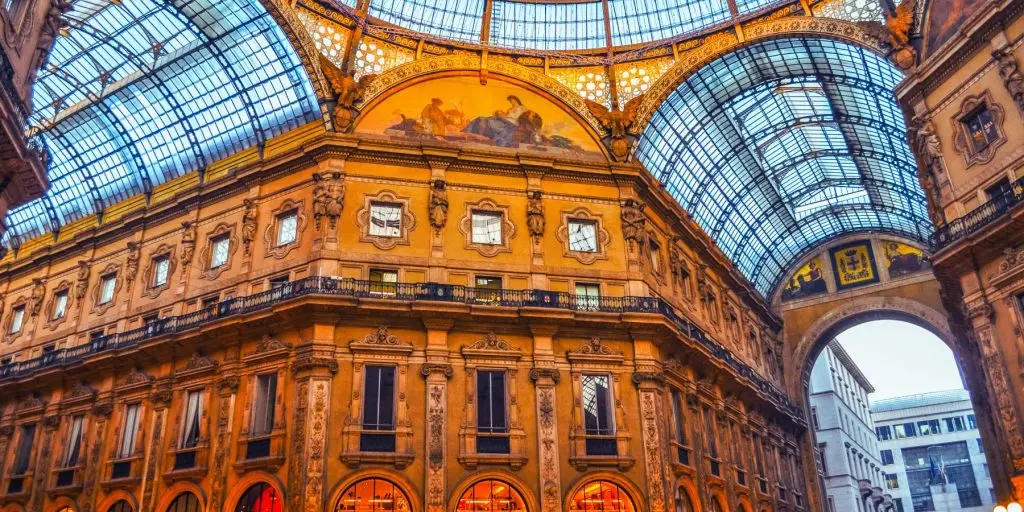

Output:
xmin=289 ymin=347 xmax=337 ymax=512
xmin=530 ymin=367 xmax=561 ymax=512
xmin=142 ymin=380 xmax=172 ymax=512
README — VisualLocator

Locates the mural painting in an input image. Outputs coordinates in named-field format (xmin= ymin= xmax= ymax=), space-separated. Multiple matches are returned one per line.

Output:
xmin=884 ymin=241 xmax=931 ymax=278
xmin=356 ymin=76 xmax=602 ymax=154
xmin=925 ymin=0 xmax=987 ymax=56
xmin=830 ymin=241 xmax=880 ymax=290
xmin=781 ymin=256 xmax=828 ymax=301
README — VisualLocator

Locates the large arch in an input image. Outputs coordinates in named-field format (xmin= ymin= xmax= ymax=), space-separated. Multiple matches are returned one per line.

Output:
xmin=632 ymin=21 xmax=929 ymax=298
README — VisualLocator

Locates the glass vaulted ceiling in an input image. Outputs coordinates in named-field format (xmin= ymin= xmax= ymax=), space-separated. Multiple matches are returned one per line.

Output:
xmin=5 ymin=0 xmax=320 ymax=246
xmin=366 ymin=0 xmax=786 ymax=51
xmin=636 ymin=38 xmax=931 ymax=297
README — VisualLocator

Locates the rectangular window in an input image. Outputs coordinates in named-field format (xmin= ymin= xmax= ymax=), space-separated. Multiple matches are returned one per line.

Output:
xmin=649 ymin=239 xmax=661 ymax=272
xmin=276 ymin=211 xmax=298 ymax=246
xmin=885 ymin=472 xmax=899 ymax=489
xmin=210 ymin=235 xmax=230 ymax=268
xmin=964 ymin=105 xmax=999 ymax=153
xmin=581 ymin=374 xmax=616 ymax=456
xmin=118 ymin=404 xmax=141 ymax=459
xmin=269 ymin=276 xmax=290 ymax=289
xmin=152 ymin=255 xmax=170 ymax=287
xmin=250 ymin=374 xmax=278 ymax=436
xmin=894 ymin=498 xmax=904 ymax=512
xmin=369 ymin=202 xmax=402 ymax=237
xmin=62 ymin=415 xmax=84 ymax=467
xmin=985 ymin=178 xmax=1013 ymax=202
xmin=918 ymin=419 xmax=941 ymax=436
xmin=670 ymin=389 xmax=690 ymax=465
xmin=811 ymin=406 xmax=819 ymax=429
xmin=876 ymin=425 xmax=892 ymax=440
xmin=361 ymin=366 xmax=396 ymax=452
xmin=179 ymin=390 xmax=205 ymax=449
xmin=100 ymin=274 xmax=117 ymax=304
xmin=475 ymin=276 xmax=502 ymax=303
xmin=575 ymin=282 xmax=600 ymax=311
xmin=881 ymin=449 xmax=894 ymax=465
xmin=895 ymin=422 xmax=917 ymax=439
xmin=977 ymin=439 xmax=985 ymax=453
xmin=471 ymin=211 xmax=503 ymax=245
xmin=12 ymin=424 xmax=35 ymax=475
xmin=476 ymin=370 xmax=510 ymax=454
xmin=52 ymin=290 xmax=68 ymax=320
xmin=944 ymin=416 xmax=966 ymax=432
xmin=568 ymin=219 xmax=598 ymax=252
xmin=369 ymin=269 xmax=398 ymax=297
xmin=9 ymin=305 xmax=24 ymax=333
xmin=705 ymin=408 xmax=720 ymax=476
xmin=967 ymin=414 xmax=977 ymax=429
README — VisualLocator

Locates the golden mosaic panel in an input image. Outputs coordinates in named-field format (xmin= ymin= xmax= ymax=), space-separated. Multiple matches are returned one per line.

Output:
xmin=548 ymin=66 xmax=610 ymax=108
xmin=616 ymin=57 xmax=673 ymax=104
xmin=297 ymin=9 xmax=350 ymax=66
xmin=811 ymin=0 xmax=884 ymax=22
xmin=355 ymin=37 xmax=415 ymax=78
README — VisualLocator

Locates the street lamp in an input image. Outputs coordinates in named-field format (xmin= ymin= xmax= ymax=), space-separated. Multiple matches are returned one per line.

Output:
xmin=994 ymin=501 xmax=1023 ymax=512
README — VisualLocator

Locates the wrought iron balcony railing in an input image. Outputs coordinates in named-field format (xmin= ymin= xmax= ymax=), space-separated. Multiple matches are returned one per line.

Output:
xmin=930 ymin=175 xmax=1024 ymax=251
xmin=0 ymin=277 xmax=801 ymax=418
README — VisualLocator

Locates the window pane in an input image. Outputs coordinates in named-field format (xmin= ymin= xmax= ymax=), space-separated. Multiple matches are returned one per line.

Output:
xmin=101 ymin=275 xmax=117 ymax=303
xmin=119 ymin=403 xmax=141 ymax=458
xmin=180 ymin=390 xmax=204 ymax=448
xmin=363 ymin=366 xmax=395 ymax=430
xmin=53 ymin=292 xmax=68 ymax=319
xmin=14 ymin=424 xmax=35 ymax=474
xmin=471 ymin=211 xmax=503 ymax=244
xmin=477 ymin=371 xmax=507 ymax=433
xmin=581 ymin=374 xmax=613 ymax=435
xmin=211 ymin=237 xmax=230 ymax=268
xmin=568 ymin=220 xmax=598 ymax=252
xmin=251 ymin=374 xmax=278 ymax=436
xmin=277 ymin=212 xmax=297 ymax=246
xmin=10 ymin=307 xmax=24 ymax=333
xmin=369 ymin=203 xmax=402 ymax=237
xmin=64 ymin=415 xmax=84 ymax=466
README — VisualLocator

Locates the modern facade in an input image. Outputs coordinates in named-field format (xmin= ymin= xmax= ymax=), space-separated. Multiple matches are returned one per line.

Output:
xmin=872 ymin=390 xmax=994 ymax=512
xmin=809 ymin=340 xmax=886 ymax=512
xmin=1 ymin=0 xmax=1024 ymax=511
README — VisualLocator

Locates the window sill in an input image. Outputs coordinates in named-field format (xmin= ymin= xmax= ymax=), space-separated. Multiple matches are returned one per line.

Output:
xmin=100 ymin=476 xmax=142 ymax=493
xmin=340 ymin=451 xmax=414 ymax=469
xmin=569 ymin=454 xmax=635 ymax=472
xmin=46 ymin=481 xmax=83 ymax=499
xmin=162 ymin=465 xmax=208 ymax=484
xmin=233 ymin=455 xmax=285 ymax=474
xmin=458 ymin=452 xmax=528 ymax=470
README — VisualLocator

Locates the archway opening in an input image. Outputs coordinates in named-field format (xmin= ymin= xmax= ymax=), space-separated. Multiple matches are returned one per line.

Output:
xmin=567 ymin=480 xmax=637 ymax=512
xmin=165 ymin=493 xmax=201 ymax=512
xmin=455 ymin=479 xmax=528 ymax=512
xmin=806 ymin=319 xmax=991 ymax=512
xmin=335 ymin=477 xmax=412 ymax=512
xmin=235 ymin=482 xmax=282 ymax=512
xmin=107 ymin=501 xmax=132 ymax=512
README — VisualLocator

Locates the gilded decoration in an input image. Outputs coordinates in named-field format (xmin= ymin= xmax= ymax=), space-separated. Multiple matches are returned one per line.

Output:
xmin=951 ymin=91 xmax=1007 ymax=168
xmin=320 ymin=53 xmax=376 ymax=133
xmin=555 ymin=207 xmax=611 ymax=265
xmin=584 ymin=93 xmax=644 ymax=161
xmin=356 ymin=189 xmax=416 ymax=250
xmin=357 ymin=75 xmax=600 ymax=155
xmin=354 ymin=37 xmax=415 ymax=78
xmin=91 ymin=263 xmax=121 ymax=316
xmin=616 ymin=58 xmax=673 ymax=105
xmin=358 ymin=56 xmax=605 ymax=137
xmin=459 ymin=198 xmax=516 ymax=258
xmin=42 ymin=280 xmax=72 ymax=330
xmin=198 ymin=223 xmax=238 ymax=281
xmin=141 ymin=244 xmax=176 ymax=299
xmin=882 ymin=0 xmax=919 ymax=70
xmin=263 ymin=198 xmax=307 ymax=260
xmin=883 ymin=241 xmax=931 ymax=278
xmin=548 ymin=66 xmax=610 ymax=108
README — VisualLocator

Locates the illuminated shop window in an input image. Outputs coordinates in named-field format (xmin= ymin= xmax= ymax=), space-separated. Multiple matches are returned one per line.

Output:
xmin=335 ymin=478 xmax=411 ymax=512
xmin=455 ymin=480 xmax=527 ymax=512
xmin=568 ymin=480 xmax=636 ymax=512
xmin=235 ymin=482 xmax=282 ymax=512
xmin=166 ymin=492 xmax=201 ymax=512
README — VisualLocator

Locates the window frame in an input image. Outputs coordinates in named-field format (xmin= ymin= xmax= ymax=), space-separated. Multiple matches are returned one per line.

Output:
xmin=557 ymin=207 xmax=611 ymax=264
xmin=459 ymin=332 xmax=526 ymax=468
xmin=460 ymin=198 xmax=515 ymax=257
xmin=566 ymin=336 xmax=631 ymax=470
xmin=199 ymin=224 xmax=237 ymax=280
xmin=357 ymin=190 xmax=416 ymax=250
xmin=264 ymin=199 xmax=306 ymax=259
xmin=951 ymin=90 xmax=1007 ymax=168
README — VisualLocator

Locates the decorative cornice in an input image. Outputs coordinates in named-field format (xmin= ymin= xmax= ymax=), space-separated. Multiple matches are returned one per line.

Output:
xmin=528 ymin=367 xmax=561 ymax=384
xmin=419 ymin=363 xmax=454 ymax=379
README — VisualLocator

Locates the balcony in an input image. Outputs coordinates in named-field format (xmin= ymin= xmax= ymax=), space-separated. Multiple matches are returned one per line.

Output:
xmin=0 ymin=277 xmax=800 ymax=419
xmin=0 ymin=51 xmax=49 ymax=219
xmin=930 ymin=175 xmax=1024 ymax=252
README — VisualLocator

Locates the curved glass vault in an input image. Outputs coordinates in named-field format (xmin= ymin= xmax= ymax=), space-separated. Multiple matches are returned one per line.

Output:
xmin=364 ymin=0 xmax=788 ymax=50
xmin=636 ymin=38 xmax=931 ymax=297
xmin=6 ymin=0 xmax=321 ymax=246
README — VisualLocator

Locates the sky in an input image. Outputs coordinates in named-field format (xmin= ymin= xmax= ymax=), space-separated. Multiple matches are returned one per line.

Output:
xmin=834 ymin=320 xmax=966 ymax=401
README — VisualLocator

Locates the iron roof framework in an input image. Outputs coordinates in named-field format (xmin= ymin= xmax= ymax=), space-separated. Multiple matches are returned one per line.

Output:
xmin=362 ymin=0 xmax=789 ymax=51
xmin=635 ymin=38 xmax=932 ymax=297
xmin=6 ymin=0 xmax=321 ymax=247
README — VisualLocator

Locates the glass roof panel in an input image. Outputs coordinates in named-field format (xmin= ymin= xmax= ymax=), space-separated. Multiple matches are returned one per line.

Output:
xmin=608 ymin=0 xmax=731 ymax=46
xmin=636 ymin=38 xmax=931 ymax=297
xmin=369 ymin=0 xmax=484 ymax=43
xmin=8 ymin=0 xmax=320 ymax=247
xmin=489 ymin=1 xmax=605 ymax=51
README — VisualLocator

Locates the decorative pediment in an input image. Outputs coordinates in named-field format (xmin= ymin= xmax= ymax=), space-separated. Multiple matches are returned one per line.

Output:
xmin=244 ymin=333 xmax=292 ymax=363
xmin=349 ymin=326 xmax=414 ymax=355
xmin=177 ymin=351 xmax=219 ymax=378
xmin=121 ymin=368 xmax=153 ymax=387
xmin=566 ymin=336 xmax=624 ymax=364
xmin=66 ymin=381 xmax=98 ymax=401
xmin=461 ymin=332 xmax=523 ymax=360
xmin=19 ymin=393 xmax=46 ymax=412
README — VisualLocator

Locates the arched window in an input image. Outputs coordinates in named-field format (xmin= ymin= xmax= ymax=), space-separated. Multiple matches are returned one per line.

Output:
xmin=568 ymin=480 xmax=635 ymax=512
xmin=455 ymin=479 xmax=527 ymax=512
xmin=674 ymin=487 xmax=694 ymax=512
xmin=335 ymin=478 xmax=411 ymax=512
xmin=709 ymin=497 xmax=725 ymax=512
xmin=166 ymin=493 xmax=201 ymax=512
xmin=108 ymin=501 xmax=133 ymax=512
xmin=235 ymin=483 xmax=282 ymax=512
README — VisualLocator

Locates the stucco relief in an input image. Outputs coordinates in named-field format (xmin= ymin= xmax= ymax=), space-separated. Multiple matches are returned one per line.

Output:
xmin=289 ymin=380 xmax=309 ymax=512
xmin=305 ymin=380 xmax=329 ymax=511
xmin=975 ymin=326 xmax=1024 ymax=469
xmin=425 ymin=380 xmax=446 ymax=512
xmin=639 ymin=390 xmax=667 ymax=512
xmin=535 ymin=382 xmax=561 ymax=512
